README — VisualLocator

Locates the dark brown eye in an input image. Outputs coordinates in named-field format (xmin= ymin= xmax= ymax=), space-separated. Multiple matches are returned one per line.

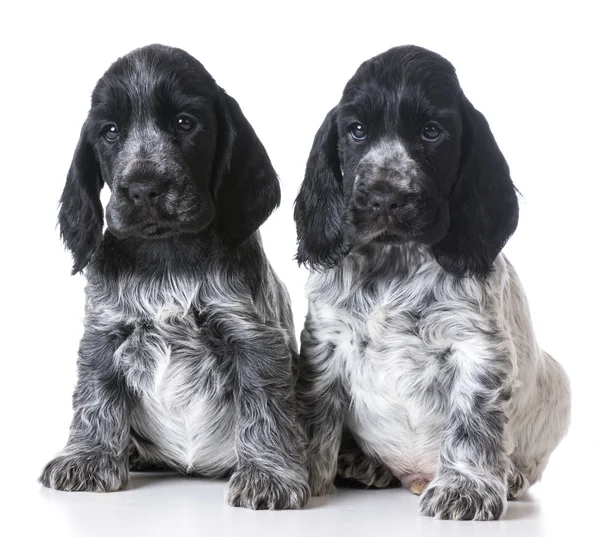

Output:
xmin=176 ymin=115 xmax=197 ymax=133
xmin=103 ymin=124 xmax=120 ymax=142
xmin=349 ymin=122 xmax=367 ymax=141
xmin=422 ymin=123 xmax=443 ymax=142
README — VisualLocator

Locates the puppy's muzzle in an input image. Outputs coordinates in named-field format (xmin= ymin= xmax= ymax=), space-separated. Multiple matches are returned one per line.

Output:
xmin=352 ymin=169 xmax=447 ymax=244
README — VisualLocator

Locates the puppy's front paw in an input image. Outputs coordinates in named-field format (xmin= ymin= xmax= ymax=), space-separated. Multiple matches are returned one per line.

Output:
xmin=226 ymin=465 xmax=310 ymax=510
xmin=419 ymin=472 xmax=507 ymax=521
xmin=336 ymin=450 xmax=398 ymax=489
xmin=39 ymin=452 xmax=128 ymax=492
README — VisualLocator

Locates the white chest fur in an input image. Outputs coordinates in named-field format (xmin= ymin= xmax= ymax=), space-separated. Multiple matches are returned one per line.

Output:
xmin=101 ymin=275 xmax=237 ymax=476
xmin=305 ymin=252 xmax=488 ymax=484
xmin=315 ymin=301 xmax=449 ymax=483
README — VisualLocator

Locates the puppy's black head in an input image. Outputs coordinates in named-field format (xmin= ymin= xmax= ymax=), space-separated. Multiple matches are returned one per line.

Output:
xmin=59 ymin=44 xmax=279 ymax=273
xmin=294 ymin=46 xmax=518 ymax=276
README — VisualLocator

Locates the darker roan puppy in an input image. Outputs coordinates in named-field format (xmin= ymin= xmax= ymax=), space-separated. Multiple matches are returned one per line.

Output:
xmin=294 ymin=45 xmax=570 ymax=520
xmin=39 ymin=44 xmax=309 ymax=510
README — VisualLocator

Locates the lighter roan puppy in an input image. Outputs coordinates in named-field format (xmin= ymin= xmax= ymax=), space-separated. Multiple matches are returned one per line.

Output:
xmin=294 ymin=45 xmax=570 ymax=520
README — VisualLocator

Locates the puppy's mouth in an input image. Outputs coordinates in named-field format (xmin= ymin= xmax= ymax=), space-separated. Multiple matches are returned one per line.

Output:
xmin=141 ymin=223 xmax=174 ymax=238
xmin=132 ymin=214 xmax=214 ymax=239
xmin=373 ymin=232 xmax=406 ymax=243
xmin=106 ymin=192 xmax=216 ymax=240
xmin=353 ymin=202 xmax=448 ymax=246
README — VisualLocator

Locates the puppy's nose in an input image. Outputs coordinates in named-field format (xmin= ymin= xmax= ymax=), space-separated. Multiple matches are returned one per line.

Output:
xmin=368 ymin=190 xmax=405 ymax=214
xmin=128 ymin=181 xmax=165 ymax=208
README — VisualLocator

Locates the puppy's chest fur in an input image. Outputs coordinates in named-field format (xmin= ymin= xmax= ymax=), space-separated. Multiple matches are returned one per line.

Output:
xmin=308 ymin=257 xmax=474 ymax=481
xmin=94 ymin=276 xmax=236 ymax=476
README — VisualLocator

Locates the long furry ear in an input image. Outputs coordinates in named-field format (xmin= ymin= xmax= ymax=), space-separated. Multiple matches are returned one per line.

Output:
xmin=212 ymin=90 xmax=280 ymax=244
xmin=58 ymin=125 xmax=104 ymax=274
xmin=432 ymin=96 xmax=519 ymax=277
xmin=294 ymin=108 xmax=346 ymax=269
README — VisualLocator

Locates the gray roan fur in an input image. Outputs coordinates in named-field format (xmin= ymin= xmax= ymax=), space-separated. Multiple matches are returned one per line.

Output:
xmin=293 ymin=46 xmax=571 ymax=520
xmin=39 ymin=44 xmax=309 ymax=510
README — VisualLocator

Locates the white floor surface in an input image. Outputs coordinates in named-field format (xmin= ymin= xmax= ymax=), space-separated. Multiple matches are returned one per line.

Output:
xmin=5 ymin=429 xmax=597 ymax=537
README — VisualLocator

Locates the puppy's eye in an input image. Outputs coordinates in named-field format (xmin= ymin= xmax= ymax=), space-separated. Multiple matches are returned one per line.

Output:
xmin=349 ymin=123 xmax=367 ymax=141
xmin=102 ymin=124 xmax=120 ymax=142
xmin=422 ymin=123 xmax=443 ymax=142
xmin=176 ymin=115 xmax=197 ymax=133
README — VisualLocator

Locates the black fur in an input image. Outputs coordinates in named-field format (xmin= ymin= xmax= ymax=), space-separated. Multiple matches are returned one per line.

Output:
xmin=58 ymin=130 xmax=104 ymax=274
xmin=213 ymin=94 xmax=280 ymax=244
xmin=58 ymin=44 xmax=280 ymax=273
xmin=294 ymin=109 xmax=347 ymax=269
xmin=294 ymin=45 xmax=518 ymax=276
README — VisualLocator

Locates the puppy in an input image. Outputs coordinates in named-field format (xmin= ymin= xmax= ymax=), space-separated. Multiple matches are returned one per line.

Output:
xmin=39 ymin=44 xmax=309 ymax=510
xmin=294 ymin=45 xmax=570 ymax=520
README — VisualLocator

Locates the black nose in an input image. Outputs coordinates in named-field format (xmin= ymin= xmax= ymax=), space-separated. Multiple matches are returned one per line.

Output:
xmin=368 ymin=189 xmax=405 ymax=214
xmin=128 ymin=181 xmax=166 ymax=208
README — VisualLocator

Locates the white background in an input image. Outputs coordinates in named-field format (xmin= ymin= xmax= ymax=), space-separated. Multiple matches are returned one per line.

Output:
xmin=1 ymin=1 xmax=598 ymax=535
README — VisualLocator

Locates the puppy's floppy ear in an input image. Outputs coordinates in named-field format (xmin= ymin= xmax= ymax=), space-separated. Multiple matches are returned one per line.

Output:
xmin=212 ymin=90 xmax=280 ymax=244
xmin=294 ymin=108 xmax=347 ymax=269
xmin=58 ymin=124 xmax=104 ymax=274
xmin=432 ymin=96 xmax=519 ymax=277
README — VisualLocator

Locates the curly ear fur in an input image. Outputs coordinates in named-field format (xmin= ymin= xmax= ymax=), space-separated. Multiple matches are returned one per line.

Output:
xmin=432 ymin=97 xmax=519 ymax=277
xmin=58 ymin=125 xmax=104 ymax=274
xmin=294 ymin=108 xmax=347 ymax=269
xmin=212 ymin=90 xmax=280 ymax=244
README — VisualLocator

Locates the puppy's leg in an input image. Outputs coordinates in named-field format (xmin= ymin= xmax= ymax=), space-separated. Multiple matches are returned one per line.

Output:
xmin=40 ymin=323 xmax=131 ymax=492
xmin=419 ymin=339 xmax=512 ymax=521
xmin=336 ymin=432 xmax=399 ymax=489
xmin=297 ymin=322 xmax=349 ymax=496
xmin=211 ymin=306 xmax=309 ymax=510
xmin=510 ymin=352 xmax=570 ymax=489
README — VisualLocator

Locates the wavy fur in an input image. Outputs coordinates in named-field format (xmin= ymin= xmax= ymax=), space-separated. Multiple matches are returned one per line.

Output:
xmin=294 ymin=46 xmax=570 ymax=520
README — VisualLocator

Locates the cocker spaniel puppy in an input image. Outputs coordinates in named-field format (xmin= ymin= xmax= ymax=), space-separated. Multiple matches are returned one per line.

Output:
xmin=294 ymin=45 xmax=570 ymax=520
xmin=39 ymin=44 xmax=309 ymax=510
